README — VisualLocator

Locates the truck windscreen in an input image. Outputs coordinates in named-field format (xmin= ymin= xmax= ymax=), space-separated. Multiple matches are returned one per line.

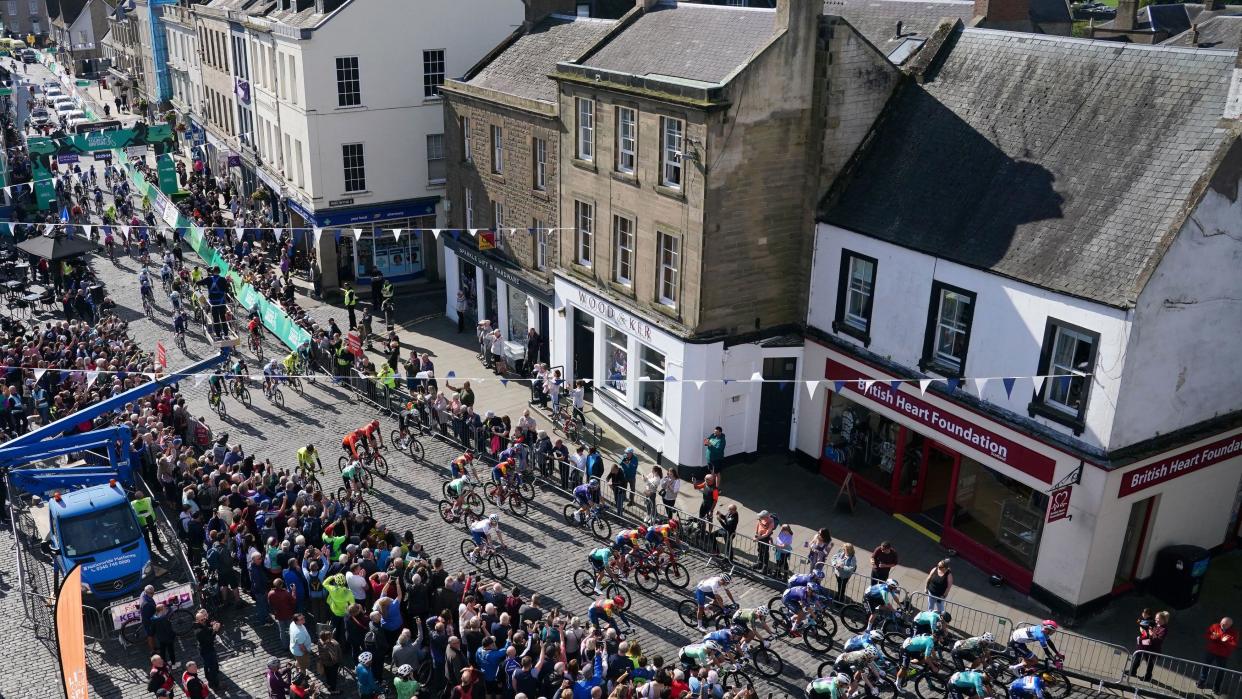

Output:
xmin=59 ymin=503 xmax=142 ymax=557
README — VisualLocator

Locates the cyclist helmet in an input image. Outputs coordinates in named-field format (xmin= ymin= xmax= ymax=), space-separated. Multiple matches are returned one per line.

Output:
xmin=1041 ymin=620 xmax=1059 ymax=632
xmin=489 ymin=513 xmax=500 ymax=523
xmin=588 ymin=479 xmax=600 ymax=490
xmin=464 ymin=451 xmax=475 ymax=462
xmin=720 ymin=573 xmax=732 ymax=584
xmin=942 ymin=612 xmax=953 ymax=624
xmin=865 ymin=646 xmax=882 ymax=660
xmin=396 ymin=664 xmax=413 ymax=678
xmin=812 ymin=568 xmax=826 ymax=581
xmin=668 ymin=518 xmax=679 ymax=530
xmin=703 ymin=641 xmax=722 ymax=653
xmin=305 ymin=444 xmax=315 ymax=452
xmin=836 ymin=673 xmax=852 ymax=684
xmin=981 ymin=632 xmax=995 ymax=643
xmin=636 ymin=526 xmax=648 ymax=536
xmin=370 ymin=420 xmax=380 ymax=429
xmin=358 ymin=652 xmax=373 ymax=664
xmin=612 ymin=595 xmax=626 ymax=607
xmin=730 ymin=625 xmax=745 ymax=637
xmin=754 ymin=606 xmax=768 ymax=620
xmin=505 ymin=457 xmax=515 ymax=466
xmin=868 ymin=630 xmax=883 ymax=643
xmin=886 ymin=579 xmax=899 ymax=589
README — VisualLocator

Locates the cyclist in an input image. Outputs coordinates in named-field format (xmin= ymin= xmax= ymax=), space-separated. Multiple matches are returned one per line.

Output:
xmin=1007 ymin=668 xmax=1046 ymax=699
xmin=947 ymin=668 xmax=991 ymax=699
xmin=951 ymin=632 xmax=995 ymax=670
xmin=360 ymin=419 xmax=384 ymax=451
xmin=445 ymin=474 xmax=472 ymax=516
xmin=228 ymin=355 xmax=249 ymax=387
xmin=160 ymin=258 xmax=173 ymax=288
xmin=612 ymin=526 xmax=646 ymax=556
xmin=731 ymin=605 xmax=774 ymax=644
xmin=805 ymin=674 xmax=851 ymax=699
xmin=341 ymin=459 xmax=365 ymax=496
xmin=296 ymin=444 xmax=322 ymax=475
xmin=172 ymin=308 xmax=189 ymax=342
xmin=782 ymin=583 xmax=823 ymax=636
xmin=914 ymin=609 xmax=952 ymax=642
xmin=834 ymin=645 xmax=883 ymax=697
xmin=448 ymin=450 xmax=477 ymax=480
xmin=1008 ymin=621 xmax=1062 ymax=674
xmin=342 ymin=428 xmax=370 ymax=462
xmin=396 ymin=401 xmax=421 ymax=448
xmin=572 ymin=479 xmax=602 ymax=523
xmin=897 ymin=633 xmax=940 ymax=688
xmin=281 ymin=351 xmax=299 ymax=378
xmin=490 ymin=457 xmax=516 ymax=501
xmin=864 ymin=578 xmax=902 ymax=631
xmin=678 ymin=640 xmax=722 ymax=670
xmin=587 ymin=546 xmax=615 ymax=594
xmin=246 ymin=312 xmax=262 ymax=348
xmin=467 ymin=513 xmax=505 ymax=562
xmin=842 ymin=630 xmax=885 ymax=654
xmin=694 ymin=573 xmax=736 ymax=632
xmin=262 ymin=358 xmax=285 ymax=397
xmin=207 ymin=368 xmax=225 ymax=406
xmin=138 ymin=266 xmax=154 ymax=308
xmin=703 ymin=625 xmax=741 ymax=655
xmin=168 ymin=285 xmax=182 ymax=312
xmin=787 ymin=567 xmax=828 ymax=591
xmin=588 ymin=594 xmax=628 ymax=633
xmin=644 ymin=518 xmax=678 ymax=551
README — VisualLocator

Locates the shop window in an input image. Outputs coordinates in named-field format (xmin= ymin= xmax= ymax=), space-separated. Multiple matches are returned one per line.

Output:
xmin=637 ymin=344 xmax=665 ymax=418
xmin=833 ymin=250 xmax=877 ymax=345
xmin=953 ymin=457 xmax=1046 ymax=571
xmin=823 ymin=392 xmax=901 ymax=490
xmin=604 ymin=326 xmax=629 ymax=395
xmin=1030 ymin=318 xmax=1098 ymax=432
xmin=921 ymin=281 xmax=975 ymax=377
xmin=507 ymin=285 xmax=529 ymax=341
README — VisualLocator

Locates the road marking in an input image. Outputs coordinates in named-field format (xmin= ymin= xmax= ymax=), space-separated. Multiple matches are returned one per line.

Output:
xmin=893 ymin=513 xmax=941 ymax=544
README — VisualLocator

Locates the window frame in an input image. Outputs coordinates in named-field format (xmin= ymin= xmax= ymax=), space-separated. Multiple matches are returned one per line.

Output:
xmin=919 ymin=281 xmax=976 ymax=378
xmin=576 ymin=98 xmax=594 ymax=162
xmin=341 ymin=142 xmax=366 ymax=193
xmin=574 ymin=200 xmax=594 ymax=267
xmin=656 ymin=231 xmax=680 ymax=308
xmin=425 ymin=133 xmax=445 ymax=185
xmin=534 ymin=222 xmax=547 ymax=271
xmin=636 ymin=343 xmax=666 ymax=420
xmin=603 ymin=325 xmax=629 ymax=397
xmin=612 ymin=215 xmax=634 ymax=287
xmin=461 ymin=116 xmax=472 ymax=163
xmin=832 ymin=249 xmax=877 ymax=346
xmin=333 ymin=56 xmax=360 ymax=107
xmin=1029 ymin=318 xmax=1099 ymax=434
xmin=616 ymin=106 xmax=637 ymax=175
xmin=493 ymin=200 xmax=504 ymax=229
xmin=660 ymin=116 xmax=684 ymax=189
xmin=490 ymin=124 xmax=503 ymax=175
xmin=532 ymin=136 xmax=546 ymax=191
xmin=463 ymin=188 xmax=473 ymax=229
xmin=422 ymin=49 xmax=445 ymax=98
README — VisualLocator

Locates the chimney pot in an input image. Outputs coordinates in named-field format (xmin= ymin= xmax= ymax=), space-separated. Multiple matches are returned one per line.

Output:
xmin=894 ymin=20 xmax=903 ymax=37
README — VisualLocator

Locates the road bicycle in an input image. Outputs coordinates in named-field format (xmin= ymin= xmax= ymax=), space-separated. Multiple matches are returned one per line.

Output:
xmin=174 ymin=326 xmax=188 ymax=353
xmin=765 ymin=592 xmax=841 ymax=639
xmin=561 ymin=502 xmax=612 ymax=540
xmin=816 ymin=658 xmax=901 ymax=699
xmin=248 ymin=329 xmax=265 ymax=360
xmin=337 ymin=449 xmax=388 ymax=479
xmin=646 ymin=541 xmax=692 ymax=589
xmin=460 ymin=538 xmax=509 ymax=580
xmin=768 ymin=598 xmax=837 ymax=653
xmin=229 ymin=377 xmax=252 ymax=407
xmin=335 ymin=487 xmax=372 ymax=518
xmin=485 ymin=480 xmax=529 ymax=517
xmin=723 ymin=640 xmax=784 ymax=680
xmin=389 ymin=428 xmax=425 ymax=462
xmin=676 ymin=599 xmax=738 ymax=631
xmin=441 ymin=469 xmax=485 ymax=499
xmin=141 ymin=291 xmax=155 ymax=319
xmin=437 ymin=491 xmax=487 ymax=525
xmin=573 ymin=564 xmax=631 ymax=610
xmin=263 ymin=379 xmax=284 ymax=408
xmin=992 ymin=652 xmax=1072 ymax=699
xmin=208 ymin=387 xmax=227 ymax=418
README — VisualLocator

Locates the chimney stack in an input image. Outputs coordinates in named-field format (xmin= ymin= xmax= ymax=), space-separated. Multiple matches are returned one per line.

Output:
xmin=522 ymin=0 xmax=579 ymax=27
xmin=1114 ymin=0 xmax=1138 ymax=31
xmin=635 ymin=0 xmax=660 ymax=10
xmin=1190 ymin=23 xmax=1200 ymax=45
xmin=973 ymin=0 xmax=1030 ymax=26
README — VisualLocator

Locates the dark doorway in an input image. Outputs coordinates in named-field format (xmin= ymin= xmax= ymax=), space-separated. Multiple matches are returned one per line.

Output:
xmin=757 ymin=357 xmax=798 ymax=452
xmin=572 ymin=309 xmax=595 ymax=391
xmin=538 ymin=304 xmax=550 ymax=365
xmin=916 ymin=444 xmax=956 ymax=536
xmin=482 ymin=270 xmax=498 ymax=327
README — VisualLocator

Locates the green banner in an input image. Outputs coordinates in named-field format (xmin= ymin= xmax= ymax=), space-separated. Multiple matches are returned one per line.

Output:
xmin=116 ymin=152 xmax=311 ymax=351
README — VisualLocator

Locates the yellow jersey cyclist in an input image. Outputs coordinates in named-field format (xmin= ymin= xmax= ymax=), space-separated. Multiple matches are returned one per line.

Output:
xmin=296 ymin=444 xmax=322 ymax=475
xmin=281 ymin=351 xmax=299 ymax=377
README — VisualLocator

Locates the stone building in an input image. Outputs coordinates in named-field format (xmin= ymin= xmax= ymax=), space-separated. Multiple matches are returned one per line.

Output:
xmin=441 ymin=0 xmax=617 ymax=367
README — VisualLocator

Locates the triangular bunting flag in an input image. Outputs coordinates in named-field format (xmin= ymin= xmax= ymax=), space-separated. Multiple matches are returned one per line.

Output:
xmin=1032 ymin=375 xmax=1046 ymax=396
xmin=750 ymin=371 xmax=763 ymax=383
xmin=80 ymin=224 xmax=92 ymax=238
xmin=275 ymin=228 xmax=285 ymax=240
xmin=919 ymin=379 xmax=933 ymax=395
xmin=468 ymin=229 xmax=480 ymax=237
xmin=722 ymin=379 xmax=732 ymax=386
xmin=664 ymin=375 xmax=678 ymax=383
xmin=446 ymin=370 xmax=456 ymax=378
xmin=833 ymin=380 xmax=846 ymax=393
xmin=43 ymin=223 xmax=56 ymax=235
xmin=85 ymin=371 xmax=98 ymax=388
xmin=806 ymin=380 xmax=820 ymax=399
xmin=581 ymin=378 xmax=592 ymax=385
xmin=313 ymin=227 xmax=323 ymax=245
xmin=119 ymin=225 xmax=130 ymax=237
xmin=693 ymin=380 xmax=706 ymax=389
xmin=235 ymin=226 xmax=244 ymax=238
xmin=889 ymin=380 xmax=903 ymax=392
xmin=195 ymin=372 xmax=206 ymax=386
xmin=352 ymin=228 xmax=363 ymax=241
xmin=1002 ymin=377 xmax=1016 ymax=398
xmin=500 ymin=379 xmax=508 ymax=386
xmin=862 ymin=380 xmax=875 ymax=391
xmin=946 ymin=378 xmax=961 ymax=392
xmin=392 ymin=228 xmax=402 ymax=242
xmin=972 ymin=378 xmax=988 ymax=395
xmin=431 ymin=229 xmax=442 ymax=239
xmin=33 ymin=368 xmax=46 ymax=383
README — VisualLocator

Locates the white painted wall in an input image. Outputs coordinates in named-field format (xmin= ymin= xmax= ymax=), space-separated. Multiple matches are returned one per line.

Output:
xmin=808 ymin=224 xmax=1132 ymax=451
xmin=1110 ymin=165 xmax=1242 ymax=448
xmin=277 ymin=0 xmax=522 ymax=218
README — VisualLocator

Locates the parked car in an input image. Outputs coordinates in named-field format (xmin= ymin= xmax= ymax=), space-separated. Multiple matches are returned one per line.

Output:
xmin=29 ymin=107 xmax=52 ymax=126
xmin=54 ymin=103 xmax=78 ymax=119
xmin=20 ymin=49 xmax=37 ymax=64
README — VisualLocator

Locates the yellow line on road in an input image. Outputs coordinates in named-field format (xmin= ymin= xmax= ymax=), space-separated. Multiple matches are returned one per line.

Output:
xmin=893 ymin=513 xmax=941 ymax=544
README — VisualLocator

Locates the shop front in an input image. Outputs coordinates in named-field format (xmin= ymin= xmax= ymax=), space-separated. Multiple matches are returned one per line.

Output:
xmin=288 ymin=197 xmax=437 ymax=287
xmin=819 ymin=356 xmax=1060 ymax=592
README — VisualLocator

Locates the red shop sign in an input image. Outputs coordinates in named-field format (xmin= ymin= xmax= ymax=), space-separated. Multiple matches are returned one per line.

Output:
xmin=826 ymin=359 xmax=1057 ymax=483
xmin=1118 ymin=432 xmax=1242 ymax=497
xmin=1046 ymin=486 xmax=1072 ymax=523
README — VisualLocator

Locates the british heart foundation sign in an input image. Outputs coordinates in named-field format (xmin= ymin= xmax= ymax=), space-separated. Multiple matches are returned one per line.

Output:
xmin=1046 ymin=486 xmax=1072 ymax=523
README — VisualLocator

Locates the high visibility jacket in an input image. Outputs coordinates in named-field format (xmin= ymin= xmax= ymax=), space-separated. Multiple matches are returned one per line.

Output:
xmin=335 ymin=347 xmax=352 ymax=367
xmin=342 ymin=289 xmax=357 ymax=307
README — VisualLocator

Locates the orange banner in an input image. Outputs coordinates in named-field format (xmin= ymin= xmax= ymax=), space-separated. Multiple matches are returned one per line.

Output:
xmin=56 ymin=565 xmax=88 ymax=699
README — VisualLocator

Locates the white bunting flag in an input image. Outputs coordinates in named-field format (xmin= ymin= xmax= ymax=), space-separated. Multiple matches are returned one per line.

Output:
xmin=806 ymin=380 xmax=820 ymax=399
xmin=195 ymin=372 xmax=206 ymax=386
xmin=313 ymin=227 xmax=323 ymax=245
xmin=431 ymin=229 xmax=442 ymax=239
xmin=861 ymin=380 xmax=875 ymax=391
xmin=352 ymin=228 xmax=363 ymax=241
xmin=749 ymin=371 xmax=763 ymax=383
xmin=43 ymin=223 xmax=56 ymax=235
xmin=235 ymin=226 xmax=244 ymax=239
xmin=119 ymin=225 xmax=130 ymax=238
xmin=33 ymin=368 xmax=46 ymax=383
xmin=392 ymin=228 xmax=402 ymax=242
xmin=972 ymin=378 xmax=988 ymax=396
xmin=468 ymin=229 xmax=481 ymax=237
xmin=918 ymin=379 xmax=933 ymax=395
xmin=80 ymin=224 xmax=91 ymax=238
xmin=693 ymin=380 xmax=706 ymax=390
xmin=274 ymin=227 xmax=285 ymax=240
xmin=1031 ymin=375 xmax=1046 ymax=396
xmin=85 ymin=371 xmax=98 ymax=388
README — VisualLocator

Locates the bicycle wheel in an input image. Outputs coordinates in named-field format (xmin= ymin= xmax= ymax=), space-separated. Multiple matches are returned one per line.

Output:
xmin=573 ymin=570 xmax=597 ymax=597
xmin=507 ymin=494 xmax=528 ymax=517
xmin=305 ymin=476 xmax=322 ymax=493
xmin=442 ymin=480 xmax=454 ymax=499
xmin=676 ymin=600 xmax=700 ymax=628
xmin=460 ymin=539 xmax=477 ymax=566
xmin=355 ymin=498 xmax=372 ymax=517
xmin=338 ymin=456 xmax=349 ymax=471
xmin=357 ymin=468 xmax=374 ymax=490
xmin=840 ymin=603 xmax=869 ymax=633
xmin=238 ymin=386 xmax=251 ymax=407
xmin=913 ymin=671 xmax=946 ymax=699
xmin=337 ymin=486 xmax=350 ymax=501
xmin=438 ymin=500 xmax=459 ymax=524
xmin=803 ymin=622 xmax=835 ymax=653
xmin=517 ymin=480 xmax=535 ymax=502
xmin=767 ymin=595 xmax=783 ymax=615
xmin=632 ymin=565 xmax=660 ymax=593
xmin=463 ymin=492 xmax=486 ymax=518
xmin=882 ymin=631 xmax=907 ymax=661
xmin=371 ymin=453 xmax=389 ymax=478
xmin=212 ymin=396 xmax=227 ymax=418
xmin=817 ymin=659 xmax=836 ymax=679
xmin=750 ymin=646 xmax=784 ymax=678
xmin=720 ymin=669 xmax=753 ymax=690
xmin=1038 ymin=668 xmax=1073 ymax=699
xmin=271 ymin=387 xmax=284 ymax=408
xmin=590 ymin=515 xmax=612 ymax=540
xmin=486 ymin=554 xmax=509 ymax=580
xmin=664 ymin=561 xmax=690 ymax=589
xmin=603 ymin=583 xmax=630 ymax=610
xmin=120 ymin=619 xmax=146 ymax=645
xmin=170 ymin=609 xmax=194 ymax=637
xmin=409 ymin=439 xmax=424 ymax=462
xmin=389 ymin=430 xmax=404 ymax=452
xmin=415 ymin=659 xmax=433 ymax=685
xmin=562 ymin=503 xmax=578 ymax=524
xmin=484 ymin=484 xmax=503 ymax=507
xmin=814 ymin=609 xmax=839 ymax=639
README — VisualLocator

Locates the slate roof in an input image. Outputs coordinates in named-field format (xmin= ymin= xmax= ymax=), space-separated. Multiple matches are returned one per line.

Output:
xmin=581 ymin=1 xmax=776 ymax=85
xmin=825 ymin=0 xmax=975 ymax=55
xmin=1165 ymin=14 xmax=1242 ymax=47
xmin=55 ymin=0 xmax=87 ymax=25
xmin=467 ymin=15 xmax=618 ymax=103
xmin=821 ymin=29 xmax=1238 ymax=307
xmin=268 ymin=0 xmax=347 ymax=28
xmin=1096 ymin=1 xmax=1241 ymax=31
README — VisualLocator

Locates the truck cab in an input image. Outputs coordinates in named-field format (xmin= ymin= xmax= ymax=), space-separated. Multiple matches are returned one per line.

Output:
xmin=31 ymin=481 xmax=152 ymax=600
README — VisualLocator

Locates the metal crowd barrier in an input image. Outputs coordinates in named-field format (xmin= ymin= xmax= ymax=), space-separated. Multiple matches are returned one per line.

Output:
xmin=909 ymin=592 xmax=1013 ymax=641
xmin=1123 ymin=650 xmax=1242 ymax=697
xmin=1016 ymin=621 xmax=1130 ymax=682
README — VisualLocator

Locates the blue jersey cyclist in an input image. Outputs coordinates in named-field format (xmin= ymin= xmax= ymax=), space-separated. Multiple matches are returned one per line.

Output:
xmin=1009 ymin=621 xmax=1062 ymax=672
xmin=897 ymin=634 xmax=941 ymax=687
xmin=783 ymin=582 xmax=828 ymax=634
xmin=703 ymin=625 xmax=742 ymax=653
xmin=842 ymin=630 xmax=884 ymax=653
xmin=1007 ymin=671 xmax=1046 ymax=699
xmin=573 ymin=479 xmax=602 ymax=521
xmin=864 ymin=579 xmax=901 ymax=631
xmin=787 ymin=567 xmax=828 ymax=591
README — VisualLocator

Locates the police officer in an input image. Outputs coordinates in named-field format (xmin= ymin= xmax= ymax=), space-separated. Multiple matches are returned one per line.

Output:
xmin=130 ymin=489 xmax=161 ymax=551
xmin=198 ymin=266 xmax=232 ymax=338
xmin=333 ymin=337 xmax=353 ymax=382
xmin=342 ymin=282 xmax=358 ymax=330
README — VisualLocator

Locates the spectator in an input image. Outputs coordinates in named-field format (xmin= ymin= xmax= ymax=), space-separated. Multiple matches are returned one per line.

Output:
xmin=870 ymin=541 xmax=898 ymax=583
xmin=831 ymin=543 xmax=858 ymax=600
xmin=318 ymin=628 xmax=343 ymax=695
xmin=150 ymin=604 xmax=177 ymax=664
xmin=266 ymin=658 xmax=291 ymax=699
xmin=182 ymin=660 xmax=209 ymax=699
xmin=619 ymin=447 xmax=640 ymax=502
xmin=268 ymin=578 xmax=297 ymax=649
xmin=248 ymin=551 xmax=272 ymax=625
xmin=139 ymin=584 xmax=157 ymax=652
xmin=147 ymin=655 xmax=175 ymax=696
xmin=774 ymin=524 xmax=795 ymax=577
xmin=703 ymin=426 xmax=726 ymax=479
xmin=711 ymin=503 xmax=739 ymax=559
xmin=607 ymin=461 xmax=627 ymax=515
xmin=695 ymin=473 xmax=719 ymax=521
xmin=1130 ymin=609 xmax=1169 ymax=682
xmin=289 ymin=613 xmax=314 ymax=672
xmin=807 ymin=528 xmax=833 ymax=569
xmin=1197 ymin=617 xmax=1237 ymax=692
xmin=925 ymin=559 xmax=954 ymax=612
xmin=192 ymin=609 xmax=222 ymax=689
xmin=754 ymin=510 xmax=776 ymax=572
